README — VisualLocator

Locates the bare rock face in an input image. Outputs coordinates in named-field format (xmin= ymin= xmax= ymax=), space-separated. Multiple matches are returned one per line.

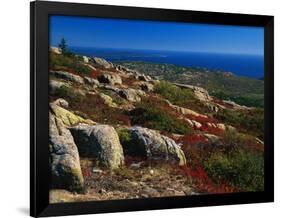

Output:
xmin=52 ymin=98 xmax=69 ymax=108
xmin=125 ymin=127 xmax=187 ymax=166
xmin=173 ymin=83 xmax=212 ymax=102
xmin=82 ymin=56 xmax=89 ymax=63
xmin=136 ymin=74 xmax=152 ymax=82
xmin=165 ymin=99 xmax=208 ymax=118
xmin=50 ymin=103 xmax=95 ymax=127
xmin=98 ymin=93 xmax=117 ymax=107
xmin=138 ymin=82 xmax=154 ymax=92
xmin=50 ymin=70 xmax=84 ymax=84
xmin=222 ymin=100 xmax=251 ymax=110
xmin=84 ymin=77 xmax=100 ymax=87
xmin=70 ymin=124 xmax=124 ymax=169
xmin=49 ymin=80 xmax=68 ymax=95
xmin=92 ymin=57 xmax=113 ymax=69
xmin=50 ymin=46 xmax=62 ymax=54
xmin=98 ymin=73 xmax=122 ymax=85
xmin=118 ymin=88 xmax=145 ymax=102
xmin=49 ymin=113 xmax=84 ymax=191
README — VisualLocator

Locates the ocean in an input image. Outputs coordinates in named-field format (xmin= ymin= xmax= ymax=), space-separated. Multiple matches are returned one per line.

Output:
xmin=70 ymin=47 xmax=264 ymax=79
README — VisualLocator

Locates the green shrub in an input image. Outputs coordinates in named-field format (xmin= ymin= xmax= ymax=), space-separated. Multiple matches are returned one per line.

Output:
xmin=154 ymin=81 xmax=196 ymax=107
xmin=203 ymin=149 xmax=264 ymax=192
xmin=117 ymin=128 xmax=132 ymax=145
xmin=54 ymin=85 xmax=85 ymax=105
xmin=50 ymin=53 xmax=91 ymax=75
xmin=215 ymin=108 xmax=264 ymax=139
xmin=130 ymin=100 xmax=192 ymax=135
xmin=154 ymin=81 xmax=211 ymax=113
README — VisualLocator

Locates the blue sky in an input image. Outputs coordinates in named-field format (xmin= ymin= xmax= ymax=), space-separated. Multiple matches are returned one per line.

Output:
xmin=50 ymin=15 xmax=264 ymax=55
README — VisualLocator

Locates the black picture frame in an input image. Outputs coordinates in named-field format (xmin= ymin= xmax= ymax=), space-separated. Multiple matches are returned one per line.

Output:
xmin=30 ymin=1 xmax=274 ymax=217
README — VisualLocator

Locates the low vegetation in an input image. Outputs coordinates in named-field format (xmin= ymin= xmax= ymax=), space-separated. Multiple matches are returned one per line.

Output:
xmin=130 ymin=98 xmax=193 ymax=135
xmin=177 ymin=129 xmax=264 ymax=192
xmin=154 ymin=81 xmax=196 ymax=106
xmin=117 ymin=61 xmax=264 ymax=108
xmin=215 ymin=108 xmax=264 ymax=139
xmin=50 ymin=53 xmax=92 ymax=76
xmin=203 ymin=149 xmax=264 ymax=192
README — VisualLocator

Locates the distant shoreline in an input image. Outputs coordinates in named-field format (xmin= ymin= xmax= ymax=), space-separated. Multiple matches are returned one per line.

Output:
xmin=69 ymin=46 xmax=264 ymax=79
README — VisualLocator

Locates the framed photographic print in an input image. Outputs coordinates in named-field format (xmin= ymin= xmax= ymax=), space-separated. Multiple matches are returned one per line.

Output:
xmin=30 ymin=1 xmax=274 ymax=217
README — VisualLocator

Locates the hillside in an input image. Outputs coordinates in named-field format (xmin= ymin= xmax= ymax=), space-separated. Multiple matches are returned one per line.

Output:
xmin=116 ymin=61 xmax=264 ymax=108
xmin=49 ymin=47 xmax=264 ymax=203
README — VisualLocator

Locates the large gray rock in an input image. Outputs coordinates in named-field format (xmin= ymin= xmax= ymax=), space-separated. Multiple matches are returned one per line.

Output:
xmin=52 ymin=98 xmax=69 ymax=108
xmin=118 ymin=88 xmax=145 ymax=102
xmin=82 ymin=56 xmax=89 ymax=63
xmin=98 ymin=73 xmax=122 ymax=85
xmin=136 ymin=74 xmax=152 ymax=82
xmin=50 ymin=46 xmax=62 ymax=54
xmin=49 ymin=80 xmax=67 ymax=95
xmin=70 ymin=124 xmax=124 ymax=169
xmin=50 ymin=70 xmax=84 ymax=84
xmin=139 ymin=82 xmax=154 ymax=92
xmin=49 ymin=113 xmax=84 ymax=191
xmin=84 ymin=76 xmax=100 ymax=87
xmin=92 ymin=57 xmax=113 ymax=69
xmin=125 ymin=127 xmax=187 ymax=166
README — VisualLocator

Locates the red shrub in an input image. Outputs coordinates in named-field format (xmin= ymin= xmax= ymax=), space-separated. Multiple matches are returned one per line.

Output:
xmin=81 ymin=167 xmax=92 ymax=179
xmin=91 ymin=69 xmax=103 ymax=79
xmin=177 ymin=164 xmax=236 ymax=194
xmin=200 ymin=125 xmax=224 ymax=136
xmin=178 ymin=134 xmax=207 ymax=146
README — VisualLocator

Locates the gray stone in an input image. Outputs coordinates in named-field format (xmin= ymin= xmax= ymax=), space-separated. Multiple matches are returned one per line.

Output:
xmin=50 ymin=70 xmax=84 ymax=84
xmin=50 ymin=46 xmax=62 ymax=54
xmin=126 ymin=126 xmax=187 ymax=166
xmin=49 ymin=113 xmax=84 ymax=191
xmin=52 ymin=98 xmax=69 ymax=108
xmin=139 ymin=82 xmax=154 ymax=92
xmin=84 ymin=76 xmax=100 ymax=86
xmin=92 ymin=57 xmax=113 ymax=69
xmin=98 ymin=73 xmax=122 ymax=85
xmin=49 ymin=80 xmax=67 ymax=95
xmin=70 ymin=124 xmax=124 ymax=169
xmin=118 ymin=88 xmax=145 ymax=102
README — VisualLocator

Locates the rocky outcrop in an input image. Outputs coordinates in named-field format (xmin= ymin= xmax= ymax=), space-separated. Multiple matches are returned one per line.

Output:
xmin=50 ymin=102 xmax=95 ymax=126
xmin=49 ymin=80 xmax=68 ymax=95
xmin=173 ymin=83 xmax=212 ymax=102
xmin=222 ymin=100 xmax=250 ymax=110
xmin=138 ymin=82 xmax=154 ymax=92
xmin=52 ymin=98 xmax=69 ymax=108
xmin=50 ymin=46 xmax=62 ymax=54
xmin=84 ymin=77 xmax=100 ymax=87
xmin=125 ymin=127 xmax=186 ymax=166
xmin=165 ymin=99 xmax=208 ymax=118
xmin=206 ymin=102 xmax=219 ymax=113
xmin=82 ymin=56 xmax=89 ymax=63
xmin=92 ymin=57 xmax=113 ymax=69
xmin=98 ymin=93 xmax=117 ymax=107
xmin=70 ymin=124 xmax=124 ymax=169
xmin=49 ymin=113 xmax=84 ymax=191
xmin=50 ymin=70 xmax=84 ymax=84
xmin=100 ymin=85 xmax=145 ymax=103
xmin=98 ymin=73 xmax=122 ymax=85
xmin=136 ymin=74 xmax=152 ymax=82
xmin=118 ymin=88 xmax=145 ymax=102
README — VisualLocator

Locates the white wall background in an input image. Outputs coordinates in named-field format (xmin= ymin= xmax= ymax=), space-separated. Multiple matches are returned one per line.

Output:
xmin=0 ymin=0 xmax=279 ymax=217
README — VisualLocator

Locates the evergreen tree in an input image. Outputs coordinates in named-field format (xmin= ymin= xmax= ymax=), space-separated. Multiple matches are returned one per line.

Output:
xmin=58 ymin=38 xmax=67 ymax=54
